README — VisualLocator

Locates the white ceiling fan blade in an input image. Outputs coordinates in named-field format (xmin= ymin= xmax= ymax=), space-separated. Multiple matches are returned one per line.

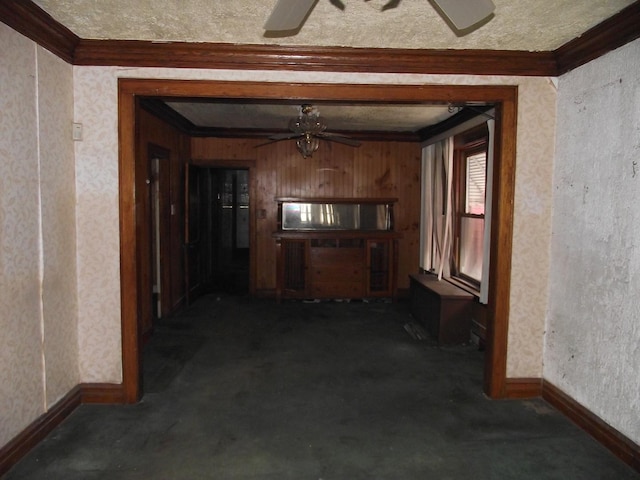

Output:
xmin=432 ymin=0 xmax=495 ymax=30
xmin=264 ymin=0 xmax=317 ymax=31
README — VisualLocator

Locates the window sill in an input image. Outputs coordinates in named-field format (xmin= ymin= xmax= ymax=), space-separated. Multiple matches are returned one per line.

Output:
xmin=444 ymin=277 xmax=480 ymax=298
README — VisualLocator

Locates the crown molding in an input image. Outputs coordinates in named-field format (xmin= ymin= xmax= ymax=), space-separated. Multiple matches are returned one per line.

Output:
xmin=418 ymin=105 xmax=493 ymax=141
xmin=0 ymin=0 xmax=79 ymax=63
xmin=554 ymin=1 xmax=640 ymax=75
xmin=74 ymin=39 xmax=557 ymax=76
xmin=1 ymin=1 xmax=639 ymax=76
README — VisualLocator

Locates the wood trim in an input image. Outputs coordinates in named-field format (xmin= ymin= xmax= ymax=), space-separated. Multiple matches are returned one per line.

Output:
xmin=139 ymin=98 xmax=198 ymax=135
xmin=483 ymin=94 xmax=517 ymax=398
xmin=419 ymin=106 xmax=493 ymax=141
xmin=75 ymin=40 xmax=557 ymax=76
xmin=503 ymin=378 xmax=542 ymax=399
xmin=119 ymin=79 xmax=517 ymax=400
xmin=0 ymin=386 xmax=81 ymax=477
xmin=543 ymin=381 xmax=640 ymax=472
xmin=119 ymin=79 xmax=520 ymax=103
xmin=554 ymin=1 xmax=640 ymax=75
xmin=119 ymin=83 xmax=142 ymax=404
xmin=0 ymin=0 xmax=79 ymax=63
xmin=80 ymin=383 xmax=127 ymax=404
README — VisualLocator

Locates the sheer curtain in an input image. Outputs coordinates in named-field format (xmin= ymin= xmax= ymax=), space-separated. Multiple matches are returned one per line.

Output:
xmin=420 ymin=112 xmax=494 ymax=301
xmin=420 ymin=137 xmax=454 ymax=280
xmin=479 ymin=119 xmax=495 ymax=304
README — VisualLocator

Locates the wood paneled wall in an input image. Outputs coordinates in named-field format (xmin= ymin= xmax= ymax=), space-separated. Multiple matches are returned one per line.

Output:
xmin=191 ymin=137 xmax=422 ymax=295
xmin=136 ymin=107 xmax=190 ymax=329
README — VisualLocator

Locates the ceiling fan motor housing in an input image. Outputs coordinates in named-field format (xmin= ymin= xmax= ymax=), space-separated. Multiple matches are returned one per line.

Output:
xmin=289 ymin=106 xmax=327 ymax=135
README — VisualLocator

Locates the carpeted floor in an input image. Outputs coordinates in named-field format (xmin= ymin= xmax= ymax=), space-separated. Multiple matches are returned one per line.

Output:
xmin=5 ymin=294 xmax=638 ymax=479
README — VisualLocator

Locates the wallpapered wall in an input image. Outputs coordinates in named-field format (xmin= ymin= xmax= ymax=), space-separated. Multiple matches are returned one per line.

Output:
xmin=0 ymin=24 xmax=78 ymax=447
xmin=73 ymin=66 xmax=557 ymax=383
xmin=546 ymin=38 xmax=640 ymax=444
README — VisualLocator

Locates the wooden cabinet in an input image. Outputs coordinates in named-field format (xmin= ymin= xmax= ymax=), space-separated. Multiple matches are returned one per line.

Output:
xmin=274 ymin=197 xmax=400 ymax=301
xmin=409 ymin=274 xmax=474 ymax=345
xmin=309 ymin=238 xmax=366 ymax=298
xmin=275 ymin=233 xmax=399 ymax=301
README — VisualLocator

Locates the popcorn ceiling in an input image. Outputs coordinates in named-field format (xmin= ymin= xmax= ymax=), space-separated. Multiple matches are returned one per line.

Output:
xmin=33 ymin=0 xmax=634 ymax=52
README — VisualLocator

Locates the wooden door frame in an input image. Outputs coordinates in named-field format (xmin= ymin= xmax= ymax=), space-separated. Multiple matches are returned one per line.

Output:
xmin=118 ymin=79 xmax=517 ymax=403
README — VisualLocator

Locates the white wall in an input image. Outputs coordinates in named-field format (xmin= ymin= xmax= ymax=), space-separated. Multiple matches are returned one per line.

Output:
xmin=546 ymin=38 xmax=640 ymax=443
xmin=0 ymin=24 xmax=78 ymax=447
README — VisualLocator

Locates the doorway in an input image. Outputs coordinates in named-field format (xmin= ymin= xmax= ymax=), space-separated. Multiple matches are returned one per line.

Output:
xmin=210 ymin=168 xmax=250 ymax=294
xmin=118 ymin=80 xmax=518 ymax=403
xmin=184 ymin=166 xmax=251 ymax=300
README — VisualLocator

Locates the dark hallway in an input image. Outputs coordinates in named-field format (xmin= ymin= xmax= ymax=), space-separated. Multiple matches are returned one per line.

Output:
xmin=5 ymin=296 xmax=638 ymax=479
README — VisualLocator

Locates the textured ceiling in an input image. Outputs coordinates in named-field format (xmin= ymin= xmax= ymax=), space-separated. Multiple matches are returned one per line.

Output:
xmin=33 ymin=0 xmax=634 ymax=52
xmin=165 ymin=102 xmax=457 ymax=132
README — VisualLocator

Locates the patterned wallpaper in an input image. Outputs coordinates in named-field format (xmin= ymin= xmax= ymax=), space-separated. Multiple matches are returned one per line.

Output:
xmin=37 ymin=45 xmax=80 ymax=406
xmin=0 ymin=24 xmax=78 ymax=447
xmin=73 ymin=67 xmax=122 ymax=383
xmin=73 ymin=67 xmax=557 ymax=382
xmin=0 ymin=23 xmax=45 ymax=448
xmin=507 ymin=79 xmax=557 ymax=377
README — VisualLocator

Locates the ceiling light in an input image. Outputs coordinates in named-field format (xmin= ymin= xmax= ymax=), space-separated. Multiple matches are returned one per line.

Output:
xmin=296 ymin=134 xmax=321 ymax=158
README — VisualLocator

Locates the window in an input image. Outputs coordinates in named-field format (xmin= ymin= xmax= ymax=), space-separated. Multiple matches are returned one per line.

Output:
xmin=452 ymin=128 xmax=488 ymax=288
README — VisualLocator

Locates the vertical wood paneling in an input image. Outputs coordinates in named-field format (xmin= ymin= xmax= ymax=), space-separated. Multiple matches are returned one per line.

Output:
xmin=136 ymin=108 xmax=190 ymax=318
xmin=191 ymin=136 xmax=421 ymax=293
xmin=391 ymin=142 xmax=422 ymax=285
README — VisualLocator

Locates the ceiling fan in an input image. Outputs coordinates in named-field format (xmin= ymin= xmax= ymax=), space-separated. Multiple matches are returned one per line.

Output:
xmin=258 ymin=104 xmax=361 ymax=158
xmin=264 ymin=0 xmax=496 ymax=32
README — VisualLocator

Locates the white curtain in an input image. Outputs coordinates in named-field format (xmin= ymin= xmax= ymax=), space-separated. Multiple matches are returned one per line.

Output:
xmin=420 ymin=137 xmax=454 ymax=279
xmin=420 ymin=112 xmax=494 ymax=301
xmin=419 ymin=145 xmax=433 ymax=270
xmin=479 ymin=119 xmax=495 ymax=304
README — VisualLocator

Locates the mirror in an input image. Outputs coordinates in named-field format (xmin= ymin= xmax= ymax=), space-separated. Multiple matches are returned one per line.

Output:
xmin=281 ymin=202 xmax=391 ymax=231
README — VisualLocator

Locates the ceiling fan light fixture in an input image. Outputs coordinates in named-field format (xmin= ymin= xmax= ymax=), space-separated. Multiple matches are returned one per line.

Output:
xmin=296 ymin=134 xmax=320 ymax=158
xmin=256 ymin=104 xmax=360 ymax=157
xmin=289 ymin=105 xmax=327 ymax=135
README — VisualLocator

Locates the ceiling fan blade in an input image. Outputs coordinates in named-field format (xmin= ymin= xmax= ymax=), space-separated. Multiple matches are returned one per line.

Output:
xmin=268 ymin=132 xmax=302 ymax=140
xmin=319 ymin=133 xmax=362 ymax=147
xmin=431 ymin=0 xmax=495 ymax=30
xmin=255 ymin=132 xmax=302 ymax=148
xmin=255 ymin=137 xmax=291 ymax=148
xmin=264 ymin=0 xmax=317 ymax=31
